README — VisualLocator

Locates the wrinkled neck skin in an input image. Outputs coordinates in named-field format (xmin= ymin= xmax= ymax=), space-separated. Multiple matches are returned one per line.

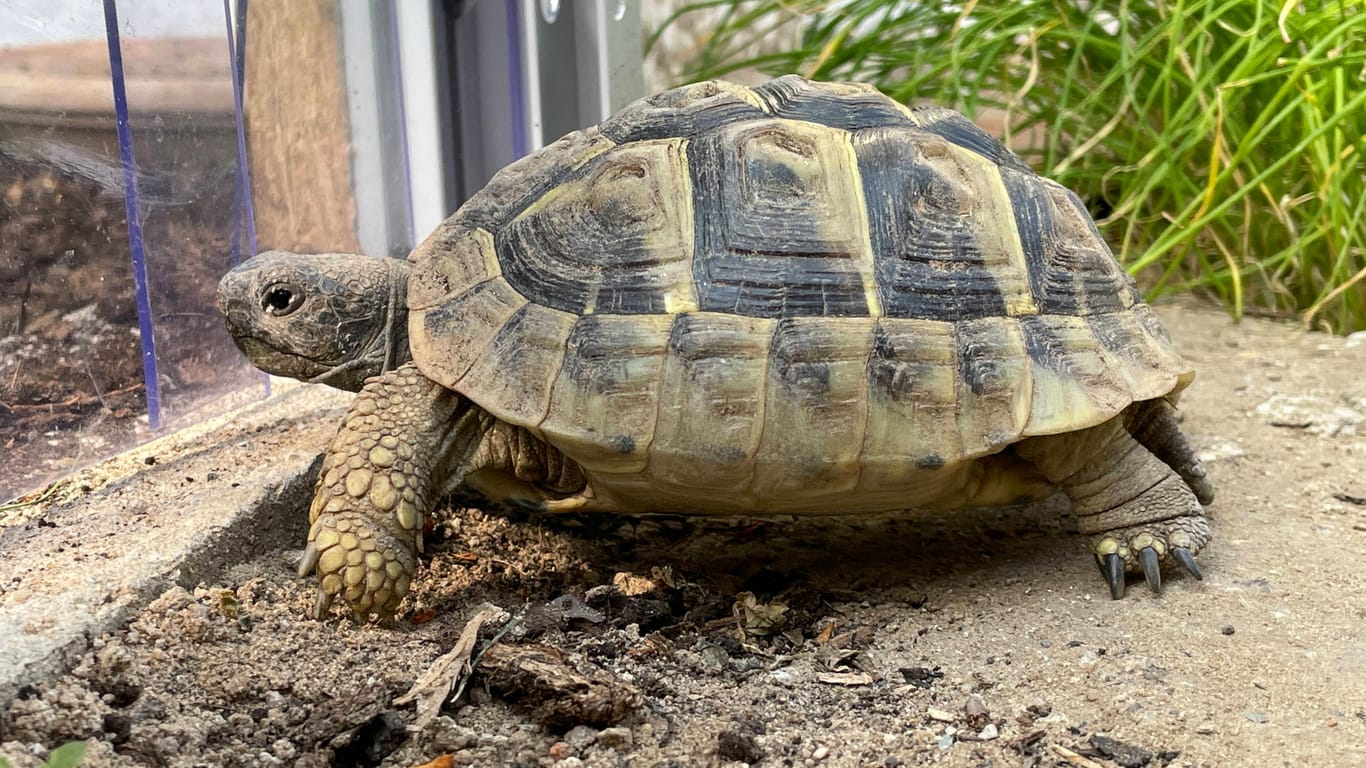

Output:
xmin=308 ymin=262 xmax=413 ymax=391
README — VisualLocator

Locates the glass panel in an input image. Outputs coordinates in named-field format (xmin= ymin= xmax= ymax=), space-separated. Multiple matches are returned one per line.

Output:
xmin=0 ymin=0 xmax=263 ymax=503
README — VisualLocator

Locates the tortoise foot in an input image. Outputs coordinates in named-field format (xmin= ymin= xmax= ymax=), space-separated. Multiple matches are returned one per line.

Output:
xmin=1091 ymin=515 xmax=1210 ymax=599
xmin=299 ymin=510 xmax=416 ymax=621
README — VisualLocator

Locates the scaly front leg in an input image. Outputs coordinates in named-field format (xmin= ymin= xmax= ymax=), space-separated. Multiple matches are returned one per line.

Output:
xmin=297 ymin=363 xmax=588 ymax=621
xmin=298 ymin=365 xmax=458 ymax=620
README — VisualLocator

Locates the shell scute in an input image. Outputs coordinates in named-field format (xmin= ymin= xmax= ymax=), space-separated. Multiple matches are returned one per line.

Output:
xmin=754 ymin=75 xmax=912 ymax=131
xmin=600 ymin=79 xmax=768 ymax=143
xmin=541 ymin=314 xmax=673 ymax=472
xmin=496 ymin=138 xmax=696 ymax=316
xmin=690 ymin=118 xmax=875 ymax=318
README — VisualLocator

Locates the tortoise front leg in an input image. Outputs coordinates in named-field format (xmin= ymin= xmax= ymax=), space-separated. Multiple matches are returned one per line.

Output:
xmin=1016 ymin=414 xmax=1211 ymax=599
xmin=298 ymin=364 xmax=586 ymax=621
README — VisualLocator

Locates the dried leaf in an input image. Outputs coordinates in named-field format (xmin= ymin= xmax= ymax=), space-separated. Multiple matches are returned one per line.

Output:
xmin=734 ymin=591 xmax=788 ymax=636
xmin=1051 ymin=744 xmax=1106 ymax=768
xmin=478 ymin=643 xmax=643 ymax=727
xmin=650 ymin=565 xmax=677 ymax=588
xmin=815 ymin=620 xmax=836 ymax=644
xmin=817 ymin=671 xmax=874 ymax=686
xmin=626 ymin=633 xmax=673 ymax=659
xmin=612 ymin=571 xmax=659 ymax=596
xmin=545 ymin=593 xmax=605 ymax=623
xmin=394 ymin=604 xmax=508 ymax=729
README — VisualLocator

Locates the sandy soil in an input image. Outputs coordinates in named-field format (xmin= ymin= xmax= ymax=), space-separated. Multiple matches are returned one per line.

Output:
xmin=2 ymin=302 xmax=1364 ymax=768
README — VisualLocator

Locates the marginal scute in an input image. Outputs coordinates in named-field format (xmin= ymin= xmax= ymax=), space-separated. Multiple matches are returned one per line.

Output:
xmin=861 ymin=318 xmax=963 ymax=485
xmin=1019 ymin=314 xmax=1133 ymax=435
xmin=752 ymin=317 xmax=876 ymax=498
xmin=459 ymin=303 xmax=577 ymax=430
xmin=541 ymin=313 xmax=674 ymax=472
xmin=955 ymin=316 xmax=1032 ymax=455
xmin=1086 ymin=310 xmax=1189 ymax=399
xmin=414 ymin=278 xmax=527 ymax=390
xmin=649 ymin=312 xmax=774 ymax=489
xmin=409 ymin=226 xmax=498 ymax=311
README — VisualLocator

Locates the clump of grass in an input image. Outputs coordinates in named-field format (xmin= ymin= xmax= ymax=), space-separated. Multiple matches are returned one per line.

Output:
xmin=654 ymin=0 xmax=1366 ymax=333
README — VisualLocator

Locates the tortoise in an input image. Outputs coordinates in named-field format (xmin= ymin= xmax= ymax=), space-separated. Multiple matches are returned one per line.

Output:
xmin=217 ymin=75 xmax=1214 ymax=621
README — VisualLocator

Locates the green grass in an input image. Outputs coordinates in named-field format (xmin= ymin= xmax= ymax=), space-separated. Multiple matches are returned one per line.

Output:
xmin=0 ymin=741 xmax=87 ymax=768
xmin=654 ymin=0 xmax=1366 ymax=333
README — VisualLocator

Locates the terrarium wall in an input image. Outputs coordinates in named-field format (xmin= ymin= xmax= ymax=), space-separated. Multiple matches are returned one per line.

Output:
xmin=1 ymin=0 xmax=263 ymax=502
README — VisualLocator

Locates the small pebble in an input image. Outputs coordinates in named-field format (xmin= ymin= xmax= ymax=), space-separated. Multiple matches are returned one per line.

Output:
xmin=978 ymin=724 xmax=999 ymax=740
xmin=564 ymin=725 xmax=597 ymax=751
xmin=1039 ymin=639 xmax=1053 ymax=648
xmin=812 ymin=745 xmax=830 ymax=760
xmin=596 ymin=727 xmax=632 ymax=751
xmin=927 ymin=707 xmax=956 ymax=722
xmin=1245 ymin=710 xmax=1269 ymax=723
xmin=1221 ymin=626 xmax=1235 ymax=635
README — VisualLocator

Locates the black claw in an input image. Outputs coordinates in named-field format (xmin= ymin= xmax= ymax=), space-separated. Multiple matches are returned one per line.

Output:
xmin=508 ymin=497 xmax=547 ymax=513
xmin=1140 ymin=547 xmax=1162 ymax=593
xmin=1172 ymin=547 xmax=1203 ymax=580
xmin=1102 ymin=553 xmax=1126 ymax=600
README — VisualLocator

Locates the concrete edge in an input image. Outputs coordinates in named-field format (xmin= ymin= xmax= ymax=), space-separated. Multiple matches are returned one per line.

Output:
xmin=0 ymin=384 xmax=351 ymax=705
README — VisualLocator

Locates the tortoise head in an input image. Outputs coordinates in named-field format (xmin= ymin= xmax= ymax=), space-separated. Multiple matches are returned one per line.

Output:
xmin=217 ymin=250 xmax=412 ymax=391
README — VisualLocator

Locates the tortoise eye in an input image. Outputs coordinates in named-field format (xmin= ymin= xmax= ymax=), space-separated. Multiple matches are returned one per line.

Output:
xmin=262 ymin=283 xmax=304 ymax=316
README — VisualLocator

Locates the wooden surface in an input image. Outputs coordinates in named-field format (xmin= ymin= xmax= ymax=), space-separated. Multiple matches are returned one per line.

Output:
xmin=0 ymin=39 xmax=234 ymax=116
xmin=245 ymin=0 xmax=359 ymax=253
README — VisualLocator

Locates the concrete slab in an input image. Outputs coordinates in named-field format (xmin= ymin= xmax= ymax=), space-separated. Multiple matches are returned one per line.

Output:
xmin=0 ymin=383 xmax=351 ymax=703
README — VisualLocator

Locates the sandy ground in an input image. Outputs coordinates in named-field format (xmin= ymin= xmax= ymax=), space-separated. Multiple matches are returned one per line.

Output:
xmin=2 ymin=302 xmax=1364 ymax=768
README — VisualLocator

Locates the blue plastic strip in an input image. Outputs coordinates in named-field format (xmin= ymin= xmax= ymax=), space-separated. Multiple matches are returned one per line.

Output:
xmin=506 ymin=0 xmax=529 ymax=159
xmin=225 ymin=0 xmax=257 ymax=261
xmin=103 ymin=0 xmax=162 ymax=430
xmin=221 ymin=0 xmax=267 ymax=397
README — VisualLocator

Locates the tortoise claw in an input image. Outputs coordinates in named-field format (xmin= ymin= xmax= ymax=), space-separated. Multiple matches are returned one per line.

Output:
xmin=1172 ymin=546 xmax=1202 ymax=580
xmin=509 ymin=497 xmax=546 ymax=513
xmin=298 ymin=542 xmax=320 ymax=578
xmin=313 ymin=587 xmax=336 ymax=620
xmin=1139 ymin=546 xmax=1162 ymax=593
xmin=1102 ymin=553 xmax=1126 ymax=600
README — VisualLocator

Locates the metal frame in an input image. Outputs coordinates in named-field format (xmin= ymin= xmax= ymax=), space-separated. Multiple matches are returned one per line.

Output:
xmin=338 ymin=0 xmax=644 ymax=256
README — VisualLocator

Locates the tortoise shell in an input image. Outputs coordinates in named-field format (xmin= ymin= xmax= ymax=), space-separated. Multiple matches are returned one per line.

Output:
xmin=405 ymin=76 xmax=1191 ymax=512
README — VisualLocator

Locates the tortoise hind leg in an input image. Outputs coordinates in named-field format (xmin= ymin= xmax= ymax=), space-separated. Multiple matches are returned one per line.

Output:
xmin=298 ymin=364 xmax=587 ymax=621
xmin=1125 ymin=398 xmax=1215 ymax=506
xmin=1015 ymin=415 xmax=1211 ymax=599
